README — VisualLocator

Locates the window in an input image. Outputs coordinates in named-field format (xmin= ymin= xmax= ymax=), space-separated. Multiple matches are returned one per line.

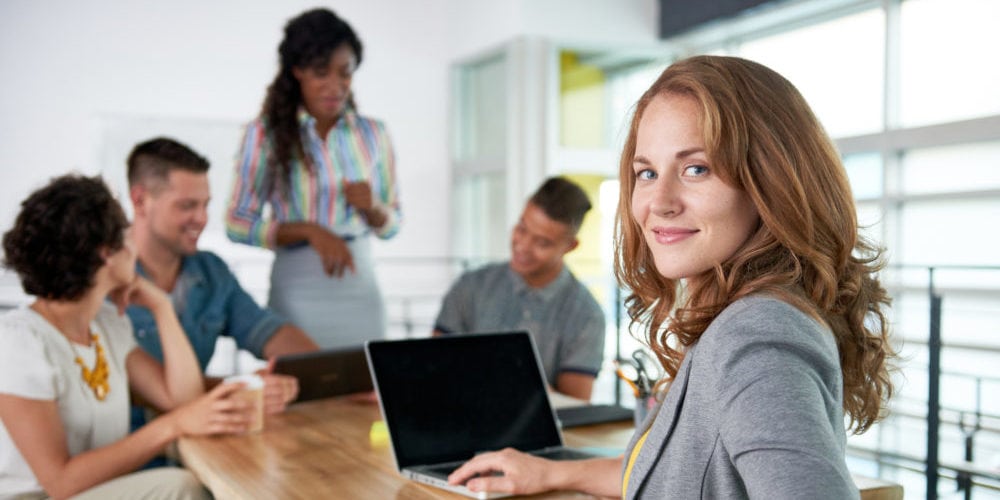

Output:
xmin=900 ymin=142 xmax=1000 ymax=195
xmin=454 ymin=54 xmax=507 ymax=161
xmin=738 ymin=8 xmax=885 ymax=138
xmin=844 ymin=152 xmax=884 ymax=200
xmin=900 ymin=0 xmax=1000 ymax=127
xmin=452 ymin=51 xmax=510 ymax=261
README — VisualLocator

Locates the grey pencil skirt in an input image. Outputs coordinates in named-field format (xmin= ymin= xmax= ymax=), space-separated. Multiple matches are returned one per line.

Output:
xmin=268 ymin=236 xmax=386 ymax=349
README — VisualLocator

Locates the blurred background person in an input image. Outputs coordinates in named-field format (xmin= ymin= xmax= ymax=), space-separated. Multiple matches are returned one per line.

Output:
xmin=126 ymin=137 xmax=317 ymax=442
xmin=0 ymin=175 xmax=252 ymax=499
xmin=433 ymin=177 xmax=604 ymax=401
xmin=226 ymin=8 xmax=401 ymax=348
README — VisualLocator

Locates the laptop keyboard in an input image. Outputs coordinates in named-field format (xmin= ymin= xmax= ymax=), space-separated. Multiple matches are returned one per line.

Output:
xmin=532 ymin=448 xmax=598 ymax=461
xmin=556 ymin=404 xmax=633 ymax=428
xmin=418 ymin=461 xmax=465 ymax=479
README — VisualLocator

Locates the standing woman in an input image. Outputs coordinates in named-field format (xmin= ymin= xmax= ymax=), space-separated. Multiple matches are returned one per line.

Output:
xmin=448 ymin=55 xmax=895 ymax=498
xmin=226 ymin=8 xmax=401 ymax=348
xmin=0 ymin=175 xmax=251 ymax=499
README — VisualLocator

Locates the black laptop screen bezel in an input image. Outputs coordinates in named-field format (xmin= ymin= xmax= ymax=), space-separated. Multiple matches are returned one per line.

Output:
xmin=366 ymin=331 xmax=564 ymax=469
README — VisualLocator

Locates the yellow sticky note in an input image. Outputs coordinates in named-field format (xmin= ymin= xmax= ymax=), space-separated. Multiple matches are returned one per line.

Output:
xmin=369 ymin=420 xmax=389 ymax=447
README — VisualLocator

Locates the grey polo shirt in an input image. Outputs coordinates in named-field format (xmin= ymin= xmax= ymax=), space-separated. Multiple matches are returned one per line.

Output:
xmin=434 ymin=262 xmax=605 ymax=386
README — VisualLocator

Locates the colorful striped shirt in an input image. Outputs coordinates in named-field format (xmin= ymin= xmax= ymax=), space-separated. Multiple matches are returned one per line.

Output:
xmin=226 ymin=107 xmax=401 ymax=248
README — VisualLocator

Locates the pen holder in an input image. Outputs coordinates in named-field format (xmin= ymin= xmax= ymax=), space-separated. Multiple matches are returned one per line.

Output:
xmin=634 ymin=393 xmax=657 ymax=427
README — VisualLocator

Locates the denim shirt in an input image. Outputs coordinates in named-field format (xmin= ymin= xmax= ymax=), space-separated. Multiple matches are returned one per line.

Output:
xmin=126 ymin=251 xmax=285 ymax=370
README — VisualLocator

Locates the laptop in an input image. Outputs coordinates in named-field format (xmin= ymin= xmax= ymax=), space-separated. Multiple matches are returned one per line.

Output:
xmin=272 ymin=346 xmax=373 ymax=402
xmin=366 ymin=331 xmax=599 ymax=499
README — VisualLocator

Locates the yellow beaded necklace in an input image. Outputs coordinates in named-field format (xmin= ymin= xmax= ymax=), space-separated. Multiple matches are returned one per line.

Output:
xmin=68 ymin=332 xmax=110 ymax=401
xmin=32 ymin=301 xmax=110 ymax=401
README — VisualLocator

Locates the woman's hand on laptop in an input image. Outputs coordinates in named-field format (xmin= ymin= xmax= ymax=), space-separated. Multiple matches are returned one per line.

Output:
xmin=448 ymin=448 xmax=557 ymax=495
xmin=449 ymin=449 xmax=624 ymax=497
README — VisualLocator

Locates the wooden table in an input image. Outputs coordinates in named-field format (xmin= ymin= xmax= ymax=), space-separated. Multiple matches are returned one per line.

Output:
xmin=178 ymin=397 xmax=900 ymax=499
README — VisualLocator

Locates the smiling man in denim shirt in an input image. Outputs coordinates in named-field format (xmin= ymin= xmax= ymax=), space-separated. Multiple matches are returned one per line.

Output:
xmin=125 ymin=138 xmax=318 ymax=434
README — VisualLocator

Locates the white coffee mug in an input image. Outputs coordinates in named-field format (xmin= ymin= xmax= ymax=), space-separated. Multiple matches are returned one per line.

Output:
xmin=224 ymin=374 xmax=265 ymax=433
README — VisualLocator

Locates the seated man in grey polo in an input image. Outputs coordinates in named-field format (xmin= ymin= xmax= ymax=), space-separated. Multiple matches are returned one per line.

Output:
xmin=433 ymin=177 xmax=605 ymax=401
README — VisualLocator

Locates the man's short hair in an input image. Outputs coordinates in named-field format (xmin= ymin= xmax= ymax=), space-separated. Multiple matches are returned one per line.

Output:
xmin=528 ymin=177 xmax=592 ymax=233
xmin=126 ymin=137 xmax=210 ymax=188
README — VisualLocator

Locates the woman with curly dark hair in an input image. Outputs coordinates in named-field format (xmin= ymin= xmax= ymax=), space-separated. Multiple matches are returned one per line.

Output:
xmin=226 ymin=8 xmax=400 ymax=348
xmin=0 ymin=175 xmax=253 ymax=499
xmin=448 ymin=56 xmax=896 ymax=498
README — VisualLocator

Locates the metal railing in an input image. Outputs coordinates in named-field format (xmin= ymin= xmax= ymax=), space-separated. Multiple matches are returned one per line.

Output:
xmin=805 ymin=264 xmax=1000 ymax=499
xmin=914 ymin=265 xmax=1000 ymax=500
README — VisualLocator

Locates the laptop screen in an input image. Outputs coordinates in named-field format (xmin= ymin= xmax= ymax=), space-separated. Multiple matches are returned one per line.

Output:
xmin=367 ymin=332 xmax=564 ymax=469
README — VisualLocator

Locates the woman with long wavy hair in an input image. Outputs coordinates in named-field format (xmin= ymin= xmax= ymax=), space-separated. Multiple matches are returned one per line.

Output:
xmin=226 ymin=8 xmax=401 ymax=348
xmin=448 ymin=55 xmax=895 ymax=498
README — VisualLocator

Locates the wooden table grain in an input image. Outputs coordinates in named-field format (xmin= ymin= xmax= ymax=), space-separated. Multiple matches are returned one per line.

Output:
xmin=177 ymin=397 xmax=900 ymax=499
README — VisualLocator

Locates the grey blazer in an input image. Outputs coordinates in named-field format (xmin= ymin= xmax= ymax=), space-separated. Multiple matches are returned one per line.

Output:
xmin=623 ymin=296 xmax=860 ymax=499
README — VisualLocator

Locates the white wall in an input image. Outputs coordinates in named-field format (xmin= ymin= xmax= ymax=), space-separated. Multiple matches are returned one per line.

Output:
xmin=446 ymin=0 xmax=659 ymax=61
xmin=0 ymin=0 xmax=658 ymax=314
